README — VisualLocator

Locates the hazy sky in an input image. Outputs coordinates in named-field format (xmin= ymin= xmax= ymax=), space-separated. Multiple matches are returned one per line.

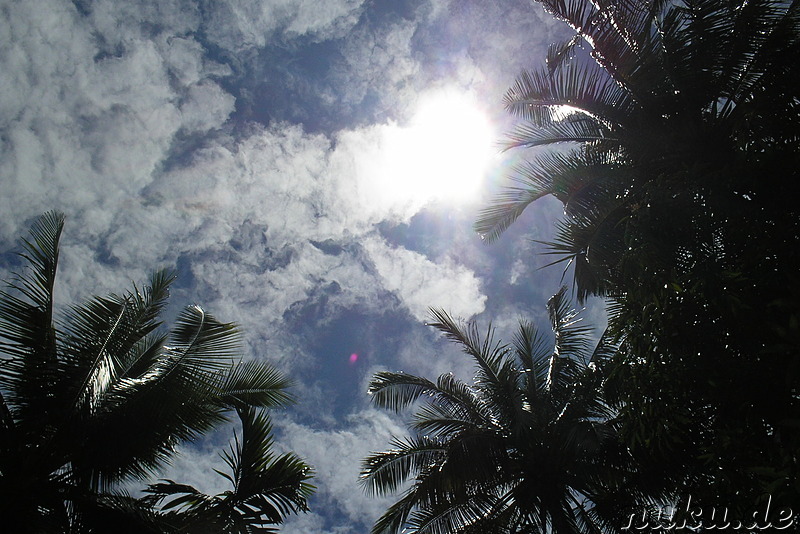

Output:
xmin=0 ymin=0 xmax=603 ymax=531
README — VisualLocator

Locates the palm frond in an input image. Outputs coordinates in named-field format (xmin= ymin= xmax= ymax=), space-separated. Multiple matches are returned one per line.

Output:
xmin=504 ymin=63 xmax=633 ymax=128
xmin=473 ymin=180 xmax=549 ymax=244
xmin=502 ymin=114 xmax=614 ymax=150
xmin=371 ymin=489 xmax=421 ymax=534
xmin=369 ymin=370 xmax=491 ymax=424
xmin=475 ymin=147 xmax=625 ymax=244
xmin=407 ymin=494 xmax=498 ymax=534
xmin=541 ymin=192 xmax=628 ymax=301
xmin=59 ymin=270 xmax=176 ymax=418
xmin=547 ymin=34 xmax=583 ymax=73
xmin=142 ymin=480 xmax=213 ymax=511
xmin=0 ymin=211 xmax=64 ymax=422
xmin=369 ymin=372 xmax=443 ymax=412
xmin=538 ymin=0 xmax=651 ymax=85
xmin=145 ymin=408 xmax=313 ymax=532
xmin=13 ymin=210 xmax=64 ymax=313
xmin=75 ymin=490 xmax=170 ymax=534
xmin=360 ymin=436 xmax=448 ymax=497
xmin=411 ymin=403 xmax=482 ymax=438
xmin=228 ymin=407 xmax=314 ymax=521
xmin=427 ymin=309 xmax=525 ymax=427
xmin=511 ymin=319 xmax=552 ymax=405
xmin=426 ymin=309 xmax=507 ymax=389
xmin=167 ymin=305 xmax=241 ymax=369
xmin=214 ymin=360 xmax=294 ymax=410
xmin=67 ymin=308 xmax=245 ymax=485
xmin=548 ymin=287 xmax=593 ymax=358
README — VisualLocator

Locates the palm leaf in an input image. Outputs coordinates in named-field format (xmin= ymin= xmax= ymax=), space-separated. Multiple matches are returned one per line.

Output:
xmin=502 ymin=114 xmax=614 ymax=150
xmin=475 ymin=146 xmax=625 ymax=244
xmin=368 ymin=371 xmax=486 ymax=424
xmin=214 ymin=360 xmax=294 ymax=410
xmin=225 ymin=407 xmax=314 ymax=521
xmin=411 ymin=402 xmax=482 ymax=438
xmin=504 ymin=63 xmax=633 ymax=129
xmin=360 ymin=436 xmax=448 ymax=497
xmin=406 ymin=494 xmax=498 ymax=534
xmin=371 ymin=489 xmax=421 ymax=534
xmin=548 ymin=287 xmax=592 ymax=358
xmin=368 ymin=372 xmax=443 ymax=412
xmin=68 ymin=307 xmax=243 ymax=485
xmin=547 ymin=34 xmax=583 ymax=73
xmin=0 ymin=211 xmax=64 ymax=423
xmin=426 ymin=309 xmax=509 ymax=394
xmin=145 ymin=408 xmax=313 ymax=532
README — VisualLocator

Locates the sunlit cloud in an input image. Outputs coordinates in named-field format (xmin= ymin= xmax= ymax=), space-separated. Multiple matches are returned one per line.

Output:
xmin=356 ymin=88 xmax=499 ymax=213
xmin=0 ymin=0 xmax=562 ymax=531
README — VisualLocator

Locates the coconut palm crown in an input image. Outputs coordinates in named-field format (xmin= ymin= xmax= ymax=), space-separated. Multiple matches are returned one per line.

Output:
xmin=475 ymin=0 xmax=800 ymax=508
xmin=361 ymin=289 xmax=649 ymax=534
xmin=476 ymin=0 xmax=799 ymax=302
xmin=0 ymin=211 xmax=313 ymax=533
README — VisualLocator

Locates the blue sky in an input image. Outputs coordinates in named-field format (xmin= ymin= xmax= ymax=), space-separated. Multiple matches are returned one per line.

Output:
xmin=0 ymin=0 xmax=605 ymax=531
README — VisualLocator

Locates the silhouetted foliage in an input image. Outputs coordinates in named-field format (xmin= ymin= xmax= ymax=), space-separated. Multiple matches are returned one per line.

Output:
xmin=0 ymin=212 xmax=313 ymax=533
xmin=361 ymin=290 xmax=660 ymax=534
xmin=478 ymin=0 xmax=799 ymax=520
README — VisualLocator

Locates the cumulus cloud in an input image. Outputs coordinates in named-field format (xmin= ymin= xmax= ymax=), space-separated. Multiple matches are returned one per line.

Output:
xmin=0 ymin=1 xmax=566 ymax=531
xmin=329 ymin=18 xmax=421 ymax=119
xmin=202 ymin=0 xmax=367 ymax=51
xmin=277 ymin=409 xmax=407 ymax=533
xmin=364 ymin=236 xmax=486 ymax=322
xmin=106 ymin=113 xmax=488 ymax=343
xmin=0 ymin=0 xmax=230 ymax=243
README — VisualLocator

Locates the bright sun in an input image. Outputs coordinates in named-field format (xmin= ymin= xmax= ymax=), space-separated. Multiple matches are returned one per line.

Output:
xmin=370 ymin=89 xmax=495 ymax=209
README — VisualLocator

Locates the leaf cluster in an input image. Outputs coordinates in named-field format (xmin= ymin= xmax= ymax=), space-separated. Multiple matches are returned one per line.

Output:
xmin=0 ymin=212 xmax=314 ymax=533
xmin=475 ymin=0 xmax=800 ymax=520
xmin=361 ymin=290 xmax=653 ymax=533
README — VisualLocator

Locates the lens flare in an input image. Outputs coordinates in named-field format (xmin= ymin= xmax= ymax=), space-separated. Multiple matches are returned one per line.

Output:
xmin=349 ymin=353 xmax=359 ymax=364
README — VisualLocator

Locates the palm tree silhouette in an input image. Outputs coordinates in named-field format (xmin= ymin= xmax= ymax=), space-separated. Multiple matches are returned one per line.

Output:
xmin=0 ymin=211 xmax=313 ymax=533
xmin=361 ymin=289 xmax=648 ymax=533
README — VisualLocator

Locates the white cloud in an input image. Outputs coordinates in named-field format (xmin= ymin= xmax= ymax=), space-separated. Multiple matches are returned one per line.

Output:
xmin=180 ymin=81 xmax=237 ymax=133
xmin=277 ymin=409 xmax=407 ymax=532
xmin=280 ymin=513 xmax=345 ymax=534
xmin=364 ymin=236 xmax=486 ymax=322
xmin=332 ymin=19 xmax=420 ymax=113
xmin=89 ymin=0 xmax=202 ymax=43
xmin=111 ymin=117 xmax=488 ymax=346
xmin=203 ymin=0 xmax=366 ymax=51
xmin=284 ymin=0 xmax=366 ymax=39
xmin=0 ymin=0 xmax=232 ymax=244
xmin=0 ymin=3 xmax=566 ymax=533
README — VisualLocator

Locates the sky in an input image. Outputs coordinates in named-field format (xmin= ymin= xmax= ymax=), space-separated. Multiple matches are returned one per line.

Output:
xmin=0 ymin=0 xmax=605 ymax=531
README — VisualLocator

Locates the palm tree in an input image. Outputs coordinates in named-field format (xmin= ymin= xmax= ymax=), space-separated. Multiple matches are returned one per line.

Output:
xmin=476 ymin=0 xmax=799 ymax=300
xmin=139 ymin=406 xmax=314 ymax=534
xmin=361 ymin=289 xmax=650 ymax=534
xmin=475 ymin=0 xmax=800 ymax=509
xmin=0 ymin=211 xmax=313 ymax=533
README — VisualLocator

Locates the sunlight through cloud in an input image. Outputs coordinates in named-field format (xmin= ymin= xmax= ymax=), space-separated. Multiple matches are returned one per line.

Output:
xmin=365 ymin=88 xmax=496 ymax=211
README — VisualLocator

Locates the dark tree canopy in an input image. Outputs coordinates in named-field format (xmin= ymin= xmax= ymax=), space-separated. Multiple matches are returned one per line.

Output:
xmin=476 ymin=0 xmax=800 ymax=520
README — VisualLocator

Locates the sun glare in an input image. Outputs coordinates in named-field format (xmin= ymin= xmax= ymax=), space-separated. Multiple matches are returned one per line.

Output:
xmin=371 ymin=89 xmax=495 ymax=209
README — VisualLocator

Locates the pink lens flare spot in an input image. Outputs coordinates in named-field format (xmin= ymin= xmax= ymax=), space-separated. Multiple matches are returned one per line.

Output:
xmin=349 ymin=353 xmax=359 ymax=364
